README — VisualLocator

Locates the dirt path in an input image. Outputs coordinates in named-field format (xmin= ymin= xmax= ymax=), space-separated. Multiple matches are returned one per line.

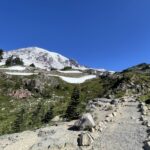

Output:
xmin=93 ymin=101 xmax=147 ymax=150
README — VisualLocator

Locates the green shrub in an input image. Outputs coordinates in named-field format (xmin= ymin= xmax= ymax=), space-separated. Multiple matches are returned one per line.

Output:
xmin=61 ymin=66 xmax=72 ymax=71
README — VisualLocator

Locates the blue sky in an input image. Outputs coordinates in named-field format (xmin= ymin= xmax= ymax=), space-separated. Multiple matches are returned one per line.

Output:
xmin=0 ymin=0 xmax=150 ymax=71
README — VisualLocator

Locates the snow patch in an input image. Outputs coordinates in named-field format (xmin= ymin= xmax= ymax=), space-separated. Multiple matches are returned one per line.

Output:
xmin=0 ymin=66 xmax=26 ymax=71
xmin=0 ymin=62 xmax=5 ymax=66
xmin=57 ymin=70 xmax=82 ymax=74
xmin=48 ymin=74 xmax=96 ymax=84
xmin=5 ymin=72 xmax=38 ymax=76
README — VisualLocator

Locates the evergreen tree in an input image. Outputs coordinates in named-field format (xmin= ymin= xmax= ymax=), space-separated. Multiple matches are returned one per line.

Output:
xmin=65 ymin=87 xmax=80 ymax=120
xmin=31 ymin=102 xmax=45 ymax=127
xmin=12 ymin=107 xmax=25 ymax=133
xmin=42 ymin=106 xmax=54 ymax=123
xmin=5 ymin=56 xmax=13 ymax=66
xmin=14 ymin=57 xmax=24 ymax=65
xmin=30 ymin=63 xmax=35 ymax=67
xmin=5 ymin=56 xmax=24 ymax=66
xmin=0 ymin=49 xmax=3 ymax=61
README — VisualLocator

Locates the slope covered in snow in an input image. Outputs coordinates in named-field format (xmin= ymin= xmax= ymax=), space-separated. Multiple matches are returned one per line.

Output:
xmin=48 ymin=74 xmax=97 ymax=84
xmin=57 ymin=70 xmax=82 ymax=74
xmin=0 ymin=66 xmax=26 ymax=71
xmin=2 ymin=47 xmax=84 ymax=70
xmin=5 ymin=72 xmax=38 ymax=76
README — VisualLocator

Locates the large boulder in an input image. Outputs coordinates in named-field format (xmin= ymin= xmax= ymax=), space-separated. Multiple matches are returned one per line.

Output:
xmin=74 ymin=113 xmax=95 ymax=131
xmin=144 ymin=141 xmax=150 ymax=150
xmin=78 ymin=132 xmax=94 ymax=146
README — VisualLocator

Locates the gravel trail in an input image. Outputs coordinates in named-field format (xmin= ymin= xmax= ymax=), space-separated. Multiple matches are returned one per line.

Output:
xmin=93 ymin=101 xmax=147 ymax=150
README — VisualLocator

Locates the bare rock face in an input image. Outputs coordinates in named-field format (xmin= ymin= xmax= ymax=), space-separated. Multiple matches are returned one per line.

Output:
xmin=23 ymin=79 xmax=44 ymax=93
xmin=74 ymin=113 xmax=95 ymax=131
xmin=10 ymin=89 xmax=32 ymax=99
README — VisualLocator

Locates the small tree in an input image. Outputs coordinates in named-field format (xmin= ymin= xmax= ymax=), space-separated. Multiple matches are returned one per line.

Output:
xmin=14 ymin=57 xmax=24 ymax=66
xmin=31 ymin=102 xmax=42 ymax=125
xmin=5 ymin=56 xmax=24 ymax=66
xmin=0 ymin=49 xmax=3 ymax=61
xmin=42 ymin=106 xmax=54 ymax=123
xmin=61 ymin=66 xmax=72 ymax=71
xmin=5 ymin=56 xmax=13 ymax=66
xmin=65 ymin=87 xmax=80 ymax=120
xmin=31 ymin=102 xmax=45 ymax=128
xmin=12 ymin=107 xmax=25 ymax=133
xmin=30 ymin=63 xmax=35 ymax=67
xmin=51 ymin=67 xmax=57 ymax=71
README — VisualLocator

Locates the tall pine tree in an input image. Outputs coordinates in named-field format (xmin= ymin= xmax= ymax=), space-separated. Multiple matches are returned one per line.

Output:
xmin=66 ymin=87 xmax=80 ymax=120
xmin=0 ymin=49 xmax=3 ymax=61
xmin=12 ymin=107 xmax=25 ymax=133
xmin=42 ymin=106 xmax=54 ymax=123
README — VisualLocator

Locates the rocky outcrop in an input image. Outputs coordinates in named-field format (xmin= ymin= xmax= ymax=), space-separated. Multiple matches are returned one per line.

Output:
xmin=9 ymin=89 xmax=32 ymax=99
xmin=23 ymin=79 xmax=45 ymax=93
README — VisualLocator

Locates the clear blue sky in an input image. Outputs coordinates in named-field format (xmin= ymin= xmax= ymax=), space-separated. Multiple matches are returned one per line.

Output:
xmin=0 ymin=0 xmax=150 ymax=71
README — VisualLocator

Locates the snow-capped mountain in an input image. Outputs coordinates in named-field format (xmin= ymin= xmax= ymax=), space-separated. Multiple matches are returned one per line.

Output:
xmin=2 ymin=47 xmax=85 ymax=70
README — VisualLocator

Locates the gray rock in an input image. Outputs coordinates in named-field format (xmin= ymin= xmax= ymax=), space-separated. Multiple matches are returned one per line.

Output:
xmin=74 ymin=113 xmax=95 ymax=131
xmin=51 ymin=116 xmax=62 ymax=122
xmin=105 ymin=117 xmax=113 ymax=122
xmin=144 ymin=141 xmax=150 ymax=150
xmin=37 ymin=130 xmax=55 ymax=137
xmin=110 ymin=99 xmax=119 ymax=105
xmin=142 ymin=120 xmax=149 ymax=126
xmin=112 ymin=112 xmax=117 ymax=117
xmin=106 ymin=114 xmax=113 ymax=118
xmin=141 ymin=105 xmax=148 ymax=115
xmin=140 ymin=115 xmax=146 ymax=121
xmin=78 ymin=132 xmax=94 ymax=146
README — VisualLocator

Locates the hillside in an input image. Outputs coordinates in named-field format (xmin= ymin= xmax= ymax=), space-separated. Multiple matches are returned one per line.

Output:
xmin=0 ymin=61 xmax=150 ymax=135
xmin=0 ymin=50 xmax=150 ymax=149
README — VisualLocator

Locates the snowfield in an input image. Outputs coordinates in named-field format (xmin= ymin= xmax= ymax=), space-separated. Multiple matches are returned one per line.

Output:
xmin=48 ymin=74 xmax=97 ymax=84
xmin=0 ymin=62 xmax=5 ymax=66
xmin=57 ymin=70 xmax=82 ymax=74
xmin=0 ymin=66 xmax=26 ymax=71
xmin=5 ymin=72 xmax=38 ymax=76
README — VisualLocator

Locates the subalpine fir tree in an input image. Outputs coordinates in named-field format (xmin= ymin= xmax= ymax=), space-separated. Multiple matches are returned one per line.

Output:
xmin=5 ymin=55 xmax=24 ymax=66
xmin=0 ymin=49 xmax=3 ymax=61
xmin=66 ymin=87 xmax=80 ymax=120
xmin=12 ymin=107 xmax=25 ymax=133
xmin=42 ymin=106 xmax=54 ymax=123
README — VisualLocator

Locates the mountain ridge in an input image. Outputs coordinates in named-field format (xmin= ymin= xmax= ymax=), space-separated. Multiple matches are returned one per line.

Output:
xmin=2 ymin=47 xmax=85 ymax=70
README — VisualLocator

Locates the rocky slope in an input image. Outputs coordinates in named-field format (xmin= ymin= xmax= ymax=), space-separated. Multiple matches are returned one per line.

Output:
xmin=1 ymin=61 xmax=150 ymax=149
